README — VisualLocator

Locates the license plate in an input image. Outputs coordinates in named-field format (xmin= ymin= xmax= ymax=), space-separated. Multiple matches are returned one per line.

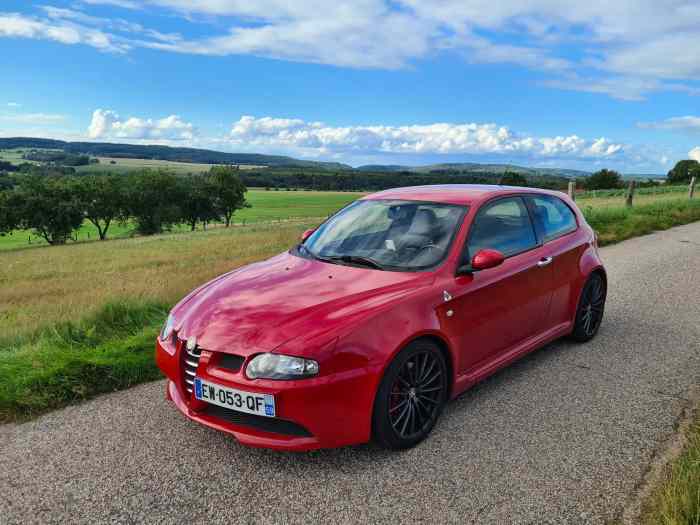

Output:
xmin=194 ymin=378 xmax=276 ymax=417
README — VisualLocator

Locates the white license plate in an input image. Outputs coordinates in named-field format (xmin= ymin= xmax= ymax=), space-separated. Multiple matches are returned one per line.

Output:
xmin=194 ymin=378 xmax=276 ymax=417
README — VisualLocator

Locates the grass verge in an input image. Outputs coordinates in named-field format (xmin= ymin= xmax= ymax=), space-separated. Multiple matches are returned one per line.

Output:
xmin=643 ymin=411 xmax=700 ymax=525
xmin=581 ymin=198 xmax=700 ymax=246
xmin=0 ymin=301 xmax=167 ymax=422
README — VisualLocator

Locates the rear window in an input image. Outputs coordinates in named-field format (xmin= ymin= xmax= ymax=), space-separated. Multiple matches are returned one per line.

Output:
xmin=529 ymin=195 xmax=577 ymax=242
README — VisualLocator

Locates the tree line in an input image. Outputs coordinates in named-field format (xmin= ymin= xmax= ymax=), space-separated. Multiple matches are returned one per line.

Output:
xmin=0 ymin=166 xmax=248 ymax=245
xmin=233 ymin=167 xmax=572 ymax=192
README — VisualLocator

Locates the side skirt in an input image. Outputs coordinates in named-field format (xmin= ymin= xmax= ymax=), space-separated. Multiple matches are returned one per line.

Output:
xmin=451 ymin=321 xmax=572 ymax=397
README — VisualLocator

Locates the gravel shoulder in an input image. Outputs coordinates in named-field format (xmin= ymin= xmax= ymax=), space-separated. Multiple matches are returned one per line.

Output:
xmin=2 ymin=222 xmax=699 ymax=524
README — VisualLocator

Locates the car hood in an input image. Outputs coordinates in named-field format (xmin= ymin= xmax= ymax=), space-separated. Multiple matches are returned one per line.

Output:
xmin=173 ymin=251 xmax=433 ymax=356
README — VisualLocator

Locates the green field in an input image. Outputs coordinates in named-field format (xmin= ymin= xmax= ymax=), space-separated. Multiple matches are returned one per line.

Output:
xmin=0 ymin=148 xmax=266 ymax=174
xmin=0 ymin=189 xmax=364 ymax=251
xmin=75 ymin=156 xmax=266 ymax=174
xmin=0 ymin=148 xmax=41 ymax=165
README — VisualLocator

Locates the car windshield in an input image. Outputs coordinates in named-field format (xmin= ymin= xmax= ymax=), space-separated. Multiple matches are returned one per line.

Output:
xmin=295 ymin=199 xmax=467 ymax=271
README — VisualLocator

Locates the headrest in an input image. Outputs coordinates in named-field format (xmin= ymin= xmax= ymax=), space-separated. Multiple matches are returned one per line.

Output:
xmin=535 ymin=205 xmax=549 ymax=223
xmin=409 ymin=209 xmax=438 ymax=236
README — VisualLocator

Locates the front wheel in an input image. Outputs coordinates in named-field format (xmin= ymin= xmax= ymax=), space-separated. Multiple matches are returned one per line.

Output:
xmin=372 ymin=340 xmax=448 ymax=449
xmin=571 ymin=272 xmax=606 ymax=342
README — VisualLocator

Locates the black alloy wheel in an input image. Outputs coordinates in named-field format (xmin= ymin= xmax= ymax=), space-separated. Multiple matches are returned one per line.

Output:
xmin=373 ymin=340 xmax=448 ymax=449
xmin=571 ymin=273 xmax=606 ymax=342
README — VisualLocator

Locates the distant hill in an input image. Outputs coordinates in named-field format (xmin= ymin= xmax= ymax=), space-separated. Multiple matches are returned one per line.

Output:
xmin=0 ymin=137 xmax=351 ymax=170
xmin=357 ymin=162 xmax=591 ymax=179
xmin=5 ymin=137 xmax=658 ymax=179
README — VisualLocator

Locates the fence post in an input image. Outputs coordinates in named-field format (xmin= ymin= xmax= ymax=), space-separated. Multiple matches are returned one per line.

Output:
xmin=568 ymin=181 xmax=576 ymax=201
xmin=689 ymin=176 xmax=697 ymax=199
xmin=625 ymin=180 xmax=636 ymax=207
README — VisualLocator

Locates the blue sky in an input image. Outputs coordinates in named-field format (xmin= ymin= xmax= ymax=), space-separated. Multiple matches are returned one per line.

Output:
xmin=1 ymin=1 xmax=700 ymax=173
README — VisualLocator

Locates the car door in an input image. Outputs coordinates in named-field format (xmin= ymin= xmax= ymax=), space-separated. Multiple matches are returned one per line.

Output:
xmin=445 ymin=196 xmax=554 ymax=374
xmin=524 ymin=194 xmax=584 ymax=329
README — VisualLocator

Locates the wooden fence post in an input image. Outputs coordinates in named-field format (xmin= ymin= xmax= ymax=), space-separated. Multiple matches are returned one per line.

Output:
xmin=625 ymin=180 xmax=636 ymax=207
xmin=689 ymin=176 xmax=697 ymax=199
xmin=568 ymin=181 xmax=576 ymax=201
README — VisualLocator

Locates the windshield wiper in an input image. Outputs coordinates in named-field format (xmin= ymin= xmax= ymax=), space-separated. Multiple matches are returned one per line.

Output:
xmin=297 ymin=244 xmax=385 ymax=270
xmin=322 ymin=255 xmax=385 ymax=270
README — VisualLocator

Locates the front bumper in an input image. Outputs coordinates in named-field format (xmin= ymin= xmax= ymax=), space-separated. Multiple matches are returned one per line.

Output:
xmin=156 ymin=338 xmax=375 ymax=451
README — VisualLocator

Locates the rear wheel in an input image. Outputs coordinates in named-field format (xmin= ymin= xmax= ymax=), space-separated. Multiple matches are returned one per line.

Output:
xmin=571 ymin=272 xmax=606 ymax=342
xmin=372 ymin=340 xmax=448 ymax=449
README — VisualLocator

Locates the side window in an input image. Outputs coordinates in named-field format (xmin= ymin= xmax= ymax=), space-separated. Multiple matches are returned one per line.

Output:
xmin=467 ymin=197 xmax=537 ymax=258
xmin=529 ymin=195 xmax=577 ymax=242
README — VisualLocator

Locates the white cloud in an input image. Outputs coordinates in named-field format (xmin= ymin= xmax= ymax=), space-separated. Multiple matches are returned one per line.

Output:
xmin=6 ymin=102 xmax=21 ymax=107
xmin=87 ymin=109 xmax=196 ymax=141
xmin=638 ymin=116 xmax=700 ymax=134
xmin=0 ymin=12 xmax=127 ymax=52
xmin=689 ymin=147 xmax=700 ymax=162
xmin=228 ymin=115 xmax=624 ymax=161
xmin=3 ymin=2 xmax=700 ymax=99
xmin=0 ymin=112 xmax=65 ymax=124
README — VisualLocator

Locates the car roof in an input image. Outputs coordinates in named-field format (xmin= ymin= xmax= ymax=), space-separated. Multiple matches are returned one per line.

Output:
xmin=362 ymin=184 xmax=561 ymax=206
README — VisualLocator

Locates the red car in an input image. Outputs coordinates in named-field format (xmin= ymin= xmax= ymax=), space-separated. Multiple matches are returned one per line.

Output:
xmin=156 ymin=185 xmax=606 ymax=451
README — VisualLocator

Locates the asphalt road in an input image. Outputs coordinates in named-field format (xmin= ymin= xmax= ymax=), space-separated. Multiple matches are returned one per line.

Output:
xmin=2 ymin=223 xmax=699 ymax=524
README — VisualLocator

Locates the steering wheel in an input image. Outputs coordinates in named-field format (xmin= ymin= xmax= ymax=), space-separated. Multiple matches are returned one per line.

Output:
xmin=398 ymin=239 xmax=441 ymax=262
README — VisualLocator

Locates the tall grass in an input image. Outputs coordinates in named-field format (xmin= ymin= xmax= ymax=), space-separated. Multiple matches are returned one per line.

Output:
xmin=0 ymin=222 xmax=307 ymax=341
xmin=582 ymin=198 xmax=700 ymax=245
xmin=644 ymin=413 xmax=700 ymax=525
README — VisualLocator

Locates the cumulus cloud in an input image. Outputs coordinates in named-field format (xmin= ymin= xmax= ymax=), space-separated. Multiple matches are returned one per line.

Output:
xmin=689 ymin=147 xmax=700 ymax=162
xmin=228 ymin=115 xmax=624 ymax=160
xmin=88 ymin=109 xmax=196 ymax=141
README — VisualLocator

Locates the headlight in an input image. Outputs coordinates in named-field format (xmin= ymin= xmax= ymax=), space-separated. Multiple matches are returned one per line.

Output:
xmin=246 ymin=353 xmax=319 ymax=380
xmin=160 ymin=313 xmax=176 ymax=341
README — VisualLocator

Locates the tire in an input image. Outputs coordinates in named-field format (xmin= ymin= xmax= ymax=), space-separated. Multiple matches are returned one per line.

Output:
xmin=372 ymin=340 xmax=448 ymax=450
xmin=570 ymin=272 xmax=606 ymax=342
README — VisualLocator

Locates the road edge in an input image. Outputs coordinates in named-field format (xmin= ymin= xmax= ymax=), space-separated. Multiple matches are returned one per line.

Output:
xmin=618 ymin=384 xmax=700 ymax=524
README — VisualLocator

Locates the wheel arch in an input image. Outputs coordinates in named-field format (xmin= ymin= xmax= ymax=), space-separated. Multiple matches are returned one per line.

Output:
xmin=384 ymin=331 xmax=456 ymax=399
xmin=369 ymin=331 xmax=455 ymax=447
xmin=570 ymin=264 xmax=607 ymax=331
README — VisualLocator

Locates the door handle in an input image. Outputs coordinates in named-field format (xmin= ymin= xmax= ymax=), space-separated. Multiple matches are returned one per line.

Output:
xmin=537 ymin=256 xmax=553 ymax=267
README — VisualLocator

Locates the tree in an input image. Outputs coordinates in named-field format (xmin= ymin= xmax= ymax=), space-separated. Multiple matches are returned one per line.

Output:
xmin=13 ymin=175 xmax=84 ymax=244
xmin=178 ymin=175 xmax=220 ymax=231
xmin=584 ymin=169 xmax=622 ymax=190
xmin=209 ymin=165 xmax=249 ymax=227
xmin=667 ymin=160 xmax=700 ymax=184
xmin=74 ymin=174 xmax=126 ymax=240
xmin=123 ymin=170 xmax=183 ymax=235
xmin=499 ymin=171 xmax=528 ymax=186
xmin=0 ymin=190 xmax=19 ymax=235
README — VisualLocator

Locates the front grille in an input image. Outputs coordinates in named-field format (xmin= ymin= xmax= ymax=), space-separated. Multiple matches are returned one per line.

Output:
xmin=203 ymin=405 xmax=313 ymax=437
xmin=181 ymin=341 xmax=202 ymax=395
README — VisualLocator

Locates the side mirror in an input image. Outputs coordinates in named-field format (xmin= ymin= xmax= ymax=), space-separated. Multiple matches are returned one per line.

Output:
xmin=300 ymin=228 xmax=316 ymax=242
xmin=471 ymin=249 xmax=505 ymax=271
